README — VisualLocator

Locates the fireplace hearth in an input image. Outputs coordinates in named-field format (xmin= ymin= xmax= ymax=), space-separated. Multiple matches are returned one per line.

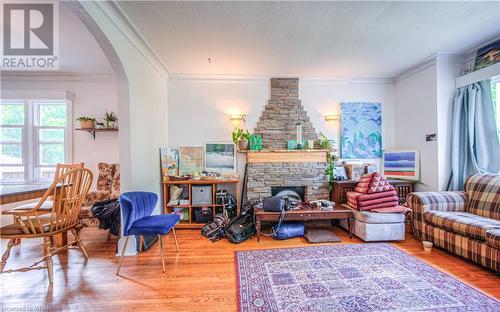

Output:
xmin=271 ymin=186 xmax=306 ymax=202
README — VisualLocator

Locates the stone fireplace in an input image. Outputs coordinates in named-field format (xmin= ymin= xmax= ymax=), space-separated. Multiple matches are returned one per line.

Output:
xmin=245 ymin=78 xmax=329 ymax=202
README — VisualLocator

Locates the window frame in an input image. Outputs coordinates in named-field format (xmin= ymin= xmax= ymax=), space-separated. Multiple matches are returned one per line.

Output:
xmin=0 ymin=99 xmax=72 ymax=184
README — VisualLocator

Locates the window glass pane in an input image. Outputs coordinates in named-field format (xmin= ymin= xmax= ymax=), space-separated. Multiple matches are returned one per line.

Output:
xmin=0 ymin=128 xmax=23 ymax=142
xmin=0 ymin=143 xmax=22 ymax=164
xmin=0 ymin=104 xmax=24 ymax=125
xmin=36 ymin=167 xmax=56 ymax=181
xmin=39 ymin=104 xmax=66 ymax=127
xmin=496 ymin=81 xmax=499 ymax=141
xmin=39 ymin=128 xmax=64 ymax=141
xmin=39 ymin=143 xmax=64 ymax=165
xmin=0 ymin=166 xmax=24 ymax=182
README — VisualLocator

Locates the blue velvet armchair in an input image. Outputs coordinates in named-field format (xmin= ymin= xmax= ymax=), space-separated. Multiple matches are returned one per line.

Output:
xmin=116 ymin=191 xmax=180 ymax=274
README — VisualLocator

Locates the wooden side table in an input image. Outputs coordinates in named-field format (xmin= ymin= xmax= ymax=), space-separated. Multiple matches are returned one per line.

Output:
xmin=254 ymin=207 xmax=354 ymax=242
xmin=330 ymin=179 xmax=414 ymax=205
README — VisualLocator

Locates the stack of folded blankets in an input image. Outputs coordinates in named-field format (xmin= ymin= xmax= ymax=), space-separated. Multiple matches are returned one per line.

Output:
xmin=346 ymin=172 xmax=401 ymax=212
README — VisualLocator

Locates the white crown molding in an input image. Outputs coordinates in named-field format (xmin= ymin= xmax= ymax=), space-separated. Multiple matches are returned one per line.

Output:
xmin=82 ymin=1 xmax=170 ymax=79
xmin=168 ymin=73 xmax=395 ymax=84
xmin=396 ymin=53 xmax=464 ymax=83
xmin=1 ymin=71 xmax=116 ymax=82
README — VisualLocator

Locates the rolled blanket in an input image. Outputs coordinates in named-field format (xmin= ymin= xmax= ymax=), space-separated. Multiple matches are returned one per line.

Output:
xmin=349 ymin=201 xmax=398 ymax=211
xmin=346 ymin=190 xmax=397 ymax=203
xmin=349 ymin=195 xmax=399 ymax=208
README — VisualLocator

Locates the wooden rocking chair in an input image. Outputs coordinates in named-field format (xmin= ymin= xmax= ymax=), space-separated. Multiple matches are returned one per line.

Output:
xmin=0 ymin=168 xmax=93 ymax=284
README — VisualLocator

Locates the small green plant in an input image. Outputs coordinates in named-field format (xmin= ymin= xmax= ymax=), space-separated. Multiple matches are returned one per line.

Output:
xmin=104 ymin=111 xmax=118 ymax=122
xmin=76 ymin=116 xmax=95 ymax=122
xmin=326 ymin=152 xmax=339 ymax=190
xmin=318 ymin=132 xmax=330 ymax=149
xmin=103 ymin=111 xmax=118 ymax=128
xmin=232 ymin=128 xmax=250 ymax=144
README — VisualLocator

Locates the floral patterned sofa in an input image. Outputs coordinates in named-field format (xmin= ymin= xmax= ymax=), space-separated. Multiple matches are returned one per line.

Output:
xmin=407 ymin=173 xmax=500 ymax=272
xmin=78 ymin=163 xmax=120 ymax=228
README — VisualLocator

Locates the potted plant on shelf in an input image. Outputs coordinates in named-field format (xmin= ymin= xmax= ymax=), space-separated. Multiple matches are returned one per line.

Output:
xmin=103 ymin=111 xmax=118 ymax=129
xmin=232 ymin=128 xmax=251 ymax=151
xmin=76 ymin=116 xmax=96 ymax=129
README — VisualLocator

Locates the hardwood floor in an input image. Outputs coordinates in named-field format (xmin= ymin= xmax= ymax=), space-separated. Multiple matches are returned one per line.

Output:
xmin=0 ymin=227 xmax=498 ymax=311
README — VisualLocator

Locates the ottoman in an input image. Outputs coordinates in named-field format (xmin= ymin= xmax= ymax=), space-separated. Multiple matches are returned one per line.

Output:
xmin=339 ymin=206 xmax=406 ymax=241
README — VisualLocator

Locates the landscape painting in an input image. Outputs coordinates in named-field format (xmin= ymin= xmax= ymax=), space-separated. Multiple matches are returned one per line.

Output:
xmin=205 ymin=142 xmax=236 ymax=172
xmin=179 ymin=147 xmax=204 ymax=175
xmin=341 ymin=102 xmax=382 ymax=159
xmin=382 ymin=150 xmax=420 ymax=181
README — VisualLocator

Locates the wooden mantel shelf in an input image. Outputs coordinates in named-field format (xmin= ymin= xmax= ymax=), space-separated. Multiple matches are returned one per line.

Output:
xmin=246 ymin=149 xmax=328 ymax=163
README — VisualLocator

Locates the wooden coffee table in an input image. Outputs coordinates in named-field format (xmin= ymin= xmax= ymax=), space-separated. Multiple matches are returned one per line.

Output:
xmin=254 ymin=206 xmax=354 ymax=242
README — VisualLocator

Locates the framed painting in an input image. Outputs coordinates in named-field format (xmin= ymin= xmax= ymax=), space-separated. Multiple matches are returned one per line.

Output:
xmin=474 ymin=38 xmax=499 ymax=71
xmin=159 ymin=148 xmax=179 ymax=180
xmin=204 ymin=142 xmax=236 ymax=173
xmin=340 ymin=102 xmax=382 ymax=159
xmin=179 ymin=147 xmax=204 ymax=176
xmin=382 ymin=149 xmax=420 ymax=181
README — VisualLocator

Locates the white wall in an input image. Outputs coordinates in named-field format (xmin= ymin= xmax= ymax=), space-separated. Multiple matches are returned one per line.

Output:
xmin=395 ymin=55 xmax=463 ymax=191
xmin=395 ymin=64 xmax=438 ymax=191
xmin=168 ymin=76 xmax=396 ymax=179
xmin=1 ymin=74 xmax=119 ymax=189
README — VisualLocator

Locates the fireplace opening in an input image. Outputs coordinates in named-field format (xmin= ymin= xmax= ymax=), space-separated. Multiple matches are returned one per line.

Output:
xmin=271 ymin=186 xmax=306 ymax=202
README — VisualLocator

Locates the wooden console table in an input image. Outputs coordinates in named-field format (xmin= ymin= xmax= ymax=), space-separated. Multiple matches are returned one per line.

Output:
xmin=330 ymin=179 xmax=414 ymax=206
xmin=254 ymin=206 xmax=353 ymax=241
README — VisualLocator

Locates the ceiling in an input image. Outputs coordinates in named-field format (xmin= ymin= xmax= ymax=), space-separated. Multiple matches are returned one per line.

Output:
xmin=117 ymin=1 xmax=500 ymax=78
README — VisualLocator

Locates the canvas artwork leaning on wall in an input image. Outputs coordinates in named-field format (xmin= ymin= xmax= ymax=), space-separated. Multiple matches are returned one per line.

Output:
xmin=382 ymin=150 xmax=420 ymax=181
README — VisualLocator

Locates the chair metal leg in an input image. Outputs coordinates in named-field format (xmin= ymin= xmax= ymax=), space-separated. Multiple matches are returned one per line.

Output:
xmin=43 ymin=237 xmax=54 ymax=284
xmin=1 ymin=239 xmax=15 ymax=272
xmin=172 ymin=228 xmax=179 ymax=253
xmin=116 ymin=236 xmax=130 ymax=275
xmin=159 ymin=234 xmax=165 ymax=273
xmin=71 ymin=228 xmax=89 ymax=259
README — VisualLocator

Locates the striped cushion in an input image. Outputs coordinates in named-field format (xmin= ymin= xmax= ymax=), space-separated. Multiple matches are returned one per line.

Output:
xmin=465 ymin=173 xmax=500 ymax=220
xmin=424 ymin=211 xmax=500 ymax=240
xmin=485 ymin=229 xmax=500 ymax=249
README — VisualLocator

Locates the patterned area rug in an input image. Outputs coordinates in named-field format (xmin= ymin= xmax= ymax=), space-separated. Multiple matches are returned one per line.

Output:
xmin=235 ymin=243 xmax=499 ymax=311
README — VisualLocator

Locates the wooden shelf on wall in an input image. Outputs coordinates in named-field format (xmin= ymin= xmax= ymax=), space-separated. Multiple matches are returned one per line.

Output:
xmin=74 ymin=128 xmax=118 ymax=140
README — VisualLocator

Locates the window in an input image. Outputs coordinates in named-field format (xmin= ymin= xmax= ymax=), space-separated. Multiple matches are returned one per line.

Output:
xmin=0 ymin=100 xmax=71 ymax=184
xmin=493 ymin=78 xmax=500 ymax=141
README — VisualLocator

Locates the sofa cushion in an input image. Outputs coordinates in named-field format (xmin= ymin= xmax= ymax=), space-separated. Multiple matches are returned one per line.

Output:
xmin=485 ymin=229 xmax=500 ymax=249
xmin=465 ymin=173 xmax=500 ymax=220
xmin=351 ymin=209 xmax=405 ymax=224
xmin=424 ymin=211 xmax=500 ymax=240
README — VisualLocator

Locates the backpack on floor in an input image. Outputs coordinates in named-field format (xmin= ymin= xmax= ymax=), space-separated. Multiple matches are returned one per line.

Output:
xmin=224 ymin=201 xmax=256 ymax=244
xmin=201 ymin=213 xmax=231 ymax=242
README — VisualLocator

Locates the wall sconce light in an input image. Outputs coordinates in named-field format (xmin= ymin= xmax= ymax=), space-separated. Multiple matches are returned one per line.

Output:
xmin=230 ymin=114 xmax=246 ymax=122
xmin=324 ymin=114 xmax=339 ymax=122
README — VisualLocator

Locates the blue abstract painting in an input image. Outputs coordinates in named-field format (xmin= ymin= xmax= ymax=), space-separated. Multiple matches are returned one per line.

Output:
xmin=341 ymin=102 xmax=382 ymax=159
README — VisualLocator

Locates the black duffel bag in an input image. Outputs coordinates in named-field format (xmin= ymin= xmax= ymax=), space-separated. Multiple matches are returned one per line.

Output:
xmin=225 ymin=201 xmax=256 ymax=244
